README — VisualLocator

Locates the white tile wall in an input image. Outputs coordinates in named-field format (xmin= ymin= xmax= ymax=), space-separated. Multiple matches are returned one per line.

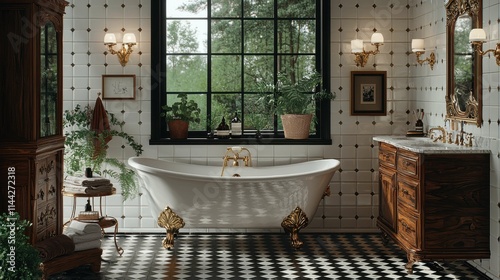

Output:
xmin=63 ymin=0 xmax=500 ymax=278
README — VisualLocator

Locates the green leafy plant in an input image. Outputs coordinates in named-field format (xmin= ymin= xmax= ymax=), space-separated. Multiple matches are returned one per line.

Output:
xmin=258 ymin=71 xmax=336 ymax=115
xmin=0 ymin=212 xmax=42 ymax=279
xmin=161 ymin=93 xmax=201 ymax=123
xmin=64 ymin=104 xmax=143 ymax=200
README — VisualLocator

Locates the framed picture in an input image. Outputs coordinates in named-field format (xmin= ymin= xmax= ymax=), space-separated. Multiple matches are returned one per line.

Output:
xmin=350 ymin=71 xmax=387 ymax=115
xmin=102 ymin=75 xmax=136 ymax=100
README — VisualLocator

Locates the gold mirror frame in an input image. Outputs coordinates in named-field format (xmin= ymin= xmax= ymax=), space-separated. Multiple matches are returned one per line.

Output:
xmin=445 ymin=0 xmax=482 ymax=127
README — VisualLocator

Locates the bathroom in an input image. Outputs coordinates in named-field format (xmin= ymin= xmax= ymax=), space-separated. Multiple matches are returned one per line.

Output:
xmin=54 ymin=0 xmax=499 ymax=278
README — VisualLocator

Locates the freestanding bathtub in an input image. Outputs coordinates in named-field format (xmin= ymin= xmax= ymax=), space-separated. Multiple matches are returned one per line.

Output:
xmin=128 ymin=156 xmax=340 ymax=249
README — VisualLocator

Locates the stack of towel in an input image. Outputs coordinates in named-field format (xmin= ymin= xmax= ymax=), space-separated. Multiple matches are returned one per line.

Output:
xmin=35 ymin=234 xmax=75 ymax=262
xmin=64 ymin=175 xmax=114 ymax=195
xmin=63 ymin=220 xmax=102 ymax=251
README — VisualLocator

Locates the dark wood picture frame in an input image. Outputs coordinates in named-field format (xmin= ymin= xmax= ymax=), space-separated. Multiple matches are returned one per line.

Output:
xmin=350 ymin=71 xmax=387 ymax=116
xmin=102 ymin=74 xmax=136 ymax=100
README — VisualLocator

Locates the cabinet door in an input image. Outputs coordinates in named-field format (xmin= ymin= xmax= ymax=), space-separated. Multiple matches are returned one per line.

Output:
xmin=40 ymin=21 xmax=59 ymax=137
xmin=378 ymin=166 xmax=397 ymax=233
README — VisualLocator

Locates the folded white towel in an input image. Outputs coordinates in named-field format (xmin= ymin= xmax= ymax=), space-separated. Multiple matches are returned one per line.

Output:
xmin=74 ymin=239 xmax=101 ymax=251
xmin=63 ymin=228 xmax=102 ymax=244
xmin=67 ymin=220 xmax=101 ymax=234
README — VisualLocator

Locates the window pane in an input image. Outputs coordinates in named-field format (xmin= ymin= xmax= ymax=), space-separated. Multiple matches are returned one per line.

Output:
xmin=243 ymin=0 xmax=274 ymax=18
xmin=277 ymin=0 xmax=315 ymax=18
xmin=278 ymin=20 xmax=315 ymax=53
xmin=212 ymin=0 xmax=241 ymax=18
xmin=211 ymin=55 xmax=242 ymax=92
xmin=244 ymin=20 xmax=274 ymax=53
xmin=212 ymin=20 xmax=241 ymax=53
xmin=167 ymin=0 xmax=208 ymax=18
xmin=211 ymin=93 xmax=242 ymax=129
xmin=244 ymin=55 xmax=274 ymax=91
xmin=166 ymin=93 xmax=208 ymax=131
xmin=277 ymin=55 xmax=315 ymax=76
xmin=166 ymin=55 xmax=207 ymax=92
xmin=244 ymin=94 xmax=273 ymax=131
xmin=167 ymin=20 xmax=207 ymax=53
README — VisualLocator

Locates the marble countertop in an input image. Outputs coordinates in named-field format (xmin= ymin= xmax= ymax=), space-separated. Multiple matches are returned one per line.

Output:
xmin=373 ymin=135 xmax=490 ymax=154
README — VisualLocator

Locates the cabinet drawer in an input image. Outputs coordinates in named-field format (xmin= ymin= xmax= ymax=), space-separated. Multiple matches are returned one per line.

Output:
xmin=36 ymin=203 xmax=57 ymax=229
xmin=397 ymin=151 xmax=419 ymax=178
xmin=379 ymin=143 xmax=397 ymax=168
xmin=397 ymin=175 xmax=419 ymax=212
xmin=36 ymin=155 xmax=56 ymax=180
xmin=397 ymin=210 xmax=418 ymax=248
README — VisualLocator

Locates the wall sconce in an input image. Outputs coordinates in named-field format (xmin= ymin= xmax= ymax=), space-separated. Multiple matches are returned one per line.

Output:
xmin=411 ymin=39 xmax=436 ymax=70
xmin=104 ymin=33 xmax=137 ymax=67
xmin=350 ymin=33 xmax=384 ymax=67
xmin=469 ymin=28 xmax=500 ymax=66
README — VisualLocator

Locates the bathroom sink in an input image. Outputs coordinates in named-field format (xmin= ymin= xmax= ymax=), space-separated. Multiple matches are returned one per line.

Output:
xmin=373 ymin=135 xmax=490 ymax=154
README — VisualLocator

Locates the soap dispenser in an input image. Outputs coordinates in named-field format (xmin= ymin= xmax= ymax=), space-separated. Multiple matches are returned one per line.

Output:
xmin=231 ymin=112 xmax=242 ymax=138
xmin=216 ymin=117 xmax=230 ymax=139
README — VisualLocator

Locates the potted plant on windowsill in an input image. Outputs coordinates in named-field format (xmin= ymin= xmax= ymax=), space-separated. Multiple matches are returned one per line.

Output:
xmin=161 ymin=93 xmax=201 ymax=140
xmin=259 ymin=71 xmax=335 ymax=139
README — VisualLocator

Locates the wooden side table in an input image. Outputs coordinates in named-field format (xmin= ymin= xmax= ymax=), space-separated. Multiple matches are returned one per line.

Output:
xmin=63 ymin=189 xmax=124 ymax=256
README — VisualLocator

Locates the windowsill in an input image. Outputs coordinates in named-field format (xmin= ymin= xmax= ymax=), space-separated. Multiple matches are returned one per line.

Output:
xmin=149 ymin=137 xmax=332 ymax=145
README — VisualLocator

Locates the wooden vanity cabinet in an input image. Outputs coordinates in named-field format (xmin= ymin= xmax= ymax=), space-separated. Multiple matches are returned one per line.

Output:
xmin=0 ymin=0 xmax=68 ymax=244
xmin=377 ymin=142 xmax=490 ymax=272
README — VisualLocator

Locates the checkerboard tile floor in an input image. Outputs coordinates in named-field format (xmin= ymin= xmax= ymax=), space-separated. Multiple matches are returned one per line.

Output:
xmin=49 ymin=233 xmax=490 ymax=279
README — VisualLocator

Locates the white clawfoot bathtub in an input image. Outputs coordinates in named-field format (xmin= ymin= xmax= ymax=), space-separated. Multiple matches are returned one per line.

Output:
xmin=128 ymin=157 xmax=340 ymax=249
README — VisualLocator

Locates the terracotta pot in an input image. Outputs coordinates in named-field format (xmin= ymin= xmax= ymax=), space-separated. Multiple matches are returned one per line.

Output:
xmin=280 ymin=114 xmax=312 ymax=139
xmin=168 ymin=120 xmax=189 ymax=139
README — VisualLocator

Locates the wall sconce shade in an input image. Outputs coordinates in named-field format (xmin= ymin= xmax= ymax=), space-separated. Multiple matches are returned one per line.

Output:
xmin=411 ymin=39 xmax=436 ymax=70
xmin=351 ymin=39 xmax=363 ymax=53
xmin=469 ymin=28 xmax=486 ymax=42
xmin=411 ymin=39 xmax=425 ymax=52
xmin=104 ymin=33 xmax=116 ymax=44
xmin=104 ymin=33 xmax=137 ymax=67
xmin=350 ymin=33 xmax=384 ymax=67
xmin=469 ymin=28 xmax=500 ymax=66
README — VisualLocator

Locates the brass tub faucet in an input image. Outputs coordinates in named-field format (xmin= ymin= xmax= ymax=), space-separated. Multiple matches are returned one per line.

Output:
xmin=221 ymin=147 xmax=252 ymax=176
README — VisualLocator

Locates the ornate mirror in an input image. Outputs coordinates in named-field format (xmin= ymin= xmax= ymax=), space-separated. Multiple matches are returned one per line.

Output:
xmin=446 ymin=0 xmax=482 ymax=127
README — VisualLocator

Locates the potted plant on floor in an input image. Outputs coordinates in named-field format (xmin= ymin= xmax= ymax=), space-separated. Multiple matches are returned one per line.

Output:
xmin=259 ymin=71 xmax=335 ymax=139
xmin=161 ymin=93 xmax=201 ymax=140
xmin=0 ymin=212 xmax=42 ymax=279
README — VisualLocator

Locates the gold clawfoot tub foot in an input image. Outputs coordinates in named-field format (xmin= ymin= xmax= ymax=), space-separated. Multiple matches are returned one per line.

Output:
xmin=157 ymin=206 xmax=185 ymax=250
xmin=281 ymin=206 xmax=309 ymax=249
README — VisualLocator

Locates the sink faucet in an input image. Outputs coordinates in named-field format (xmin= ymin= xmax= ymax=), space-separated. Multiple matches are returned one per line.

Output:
xmin=221 ymin=147 xmax=252 ymax=176
xmin=428 ymin=126 xmax=446 ymax=143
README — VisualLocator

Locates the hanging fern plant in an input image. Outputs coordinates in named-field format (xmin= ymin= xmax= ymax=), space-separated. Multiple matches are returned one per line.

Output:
xmin=63 ymin=104 xmax=143 ymax=200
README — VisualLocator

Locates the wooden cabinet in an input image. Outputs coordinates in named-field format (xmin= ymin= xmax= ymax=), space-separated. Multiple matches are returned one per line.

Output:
xmin=377 ymin=142 xmax=490 ymax=272
xmin=0 ymin=0 xmax=68 ymax=244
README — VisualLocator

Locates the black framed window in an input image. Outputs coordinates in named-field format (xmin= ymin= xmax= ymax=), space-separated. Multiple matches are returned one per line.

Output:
xmin=150 ymin=0 xmax=331 ymax=145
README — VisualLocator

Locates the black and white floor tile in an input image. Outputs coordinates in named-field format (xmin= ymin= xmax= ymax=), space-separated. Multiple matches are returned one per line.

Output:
xmin=49 ymin=233 xmax=490 ymax=279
